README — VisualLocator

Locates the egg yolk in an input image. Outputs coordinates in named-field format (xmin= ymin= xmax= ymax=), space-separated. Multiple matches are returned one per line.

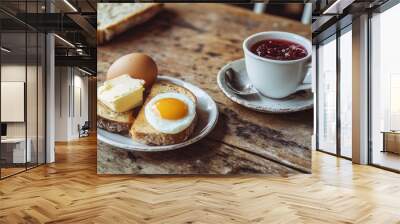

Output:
xmin=154 ymin=98 xmax=188 ymax=120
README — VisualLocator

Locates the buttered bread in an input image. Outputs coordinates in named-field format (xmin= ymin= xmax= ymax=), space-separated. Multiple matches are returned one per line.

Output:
xmin=130 ymin=81 xmax=197 ymax=145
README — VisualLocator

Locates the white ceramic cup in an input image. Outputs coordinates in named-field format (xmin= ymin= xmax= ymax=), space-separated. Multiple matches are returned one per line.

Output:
xmin=243 ymin=31 xmax=312 ymax=99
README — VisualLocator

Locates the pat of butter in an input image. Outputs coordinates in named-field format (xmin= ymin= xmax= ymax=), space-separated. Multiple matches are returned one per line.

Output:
xmin=98 ymin=74 xmax=145 ymax=113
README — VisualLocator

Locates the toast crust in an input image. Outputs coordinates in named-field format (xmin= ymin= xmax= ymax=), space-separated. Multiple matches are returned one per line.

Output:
xmin=97 ymin=3 xmax=162 ymax=45
xmin=130 ymin=81 xmax=198 ymax=145
xmin=131 ymin=115 xmax=197 ymax=145
xmin=97 ymin=101 xmax=135 ymax=134
xmin=97 ymin=116 xmax=132 ymax=134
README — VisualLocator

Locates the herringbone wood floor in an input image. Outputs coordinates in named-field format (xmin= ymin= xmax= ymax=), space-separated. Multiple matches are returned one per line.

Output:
xmin=0 ymin=135 xmax=399 ymax=224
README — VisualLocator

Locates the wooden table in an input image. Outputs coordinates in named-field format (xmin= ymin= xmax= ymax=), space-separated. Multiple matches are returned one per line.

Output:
xmin=97 ymin=3 xmax=312 ymax=176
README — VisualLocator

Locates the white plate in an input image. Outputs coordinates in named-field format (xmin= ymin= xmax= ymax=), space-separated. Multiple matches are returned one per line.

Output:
xmin=98 ymin=76 xmax=219 ymax=152
xmin=217 ymin=58 xmax=313 ymax=113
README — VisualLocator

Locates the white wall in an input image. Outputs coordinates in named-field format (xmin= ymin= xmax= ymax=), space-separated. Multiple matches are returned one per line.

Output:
xmin=1 ymin=65 xmax=26 ymax=139
xmin=54 ymin=67 xmax=69 ymax=141
xmin=1 ymin=65 xmax=40 ymax=138
xmin=54 ymin=67 xmax=89 ymax=141
xmin=72 ymin=73 xmax=89 ymax=138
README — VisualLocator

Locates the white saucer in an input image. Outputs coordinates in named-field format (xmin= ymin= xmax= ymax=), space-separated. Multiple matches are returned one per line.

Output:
xmin=217 ymin=58 xmax=313 ymax=113
xmin=98 ymin=76 xmax=219 ymax=152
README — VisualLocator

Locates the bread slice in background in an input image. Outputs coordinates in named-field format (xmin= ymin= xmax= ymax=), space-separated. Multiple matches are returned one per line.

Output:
xmin=130 ymin=81 xmax=198 ymax=146
xmin=97 ymin=3 xmax=163 ymax=45
xmin=97 ymin=101 xmax=135 ymax=134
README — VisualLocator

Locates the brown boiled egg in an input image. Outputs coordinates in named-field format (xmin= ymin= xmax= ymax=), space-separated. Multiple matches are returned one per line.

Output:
xmin=106 ymin=53 xmax=158 ymax=88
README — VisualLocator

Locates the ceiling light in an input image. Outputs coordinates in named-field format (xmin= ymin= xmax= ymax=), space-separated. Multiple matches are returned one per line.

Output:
xmin=1 ymin=47 xmax=11 ymax=53
xmin=54 ymin=34 xmax=75 ymax=48
xmin=63 ymin=0 xmax=78 ymax=12
xmin=78 ymin=67 xmax=93 ymax=76
xmin=322 ymin=0 xmax=354 ymax=15
xmin=76 ymin=49 xmax=86 ymax=55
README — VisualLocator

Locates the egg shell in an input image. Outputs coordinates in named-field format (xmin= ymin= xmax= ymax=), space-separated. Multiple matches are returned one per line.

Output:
xmin=106 ymin=53 xmax=158 ymax=88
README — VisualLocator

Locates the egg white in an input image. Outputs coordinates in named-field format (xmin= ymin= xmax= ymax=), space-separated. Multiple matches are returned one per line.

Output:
xmin=145 ymin=92 xmax=196 ymax=134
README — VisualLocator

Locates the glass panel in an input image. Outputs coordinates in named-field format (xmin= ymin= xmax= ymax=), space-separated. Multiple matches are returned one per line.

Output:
xmin=371 ymin=3 xmax=400 ymax=171
xmin=317 ymin=37 xmax=337 ymax=154
xmin=26 ymin=31 xmax=38 ymax=169
xmin=340 ymin=29 xmax=352 ymax=158
xmin=0 ymin=0 xmax=46 ymax=178
xmin=1 ymin=31 xmax=27 ymax=177
xmin=38 ymin=32 xmax=45 ymax=165
xmin=26 ymin=0 xmax=39 ymax=169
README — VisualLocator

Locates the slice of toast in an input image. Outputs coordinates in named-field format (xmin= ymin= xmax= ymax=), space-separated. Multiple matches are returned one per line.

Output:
xmin=130 ymin=81 xmax=198 ymax=145
xmin=97 ymin=100 xmax=135 ymax=134
xmin=97 ymin=3 xmax=163 ymax=45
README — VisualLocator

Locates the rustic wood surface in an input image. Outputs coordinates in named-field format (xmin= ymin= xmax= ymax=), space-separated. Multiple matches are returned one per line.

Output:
xmin=97 ymin=3 xmax=312 ymax=175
